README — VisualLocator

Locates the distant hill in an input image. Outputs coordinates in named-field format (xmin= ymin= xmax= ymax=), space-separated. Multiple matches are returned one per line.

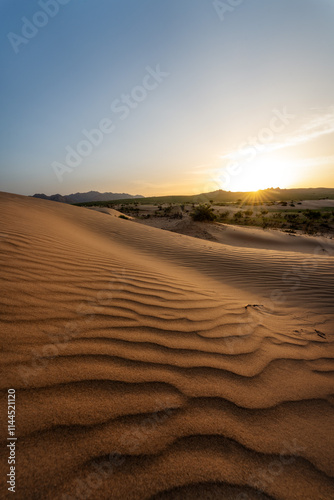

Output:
xmin=73 ymin=187 xmax=334 ymax=207
xmin=32 ymin=191 xmax=144 ymax=204
xmin=196 ymin=187 xmax=334 ymax=203
xmin=33 ymin=187 xmax=334 ymax=207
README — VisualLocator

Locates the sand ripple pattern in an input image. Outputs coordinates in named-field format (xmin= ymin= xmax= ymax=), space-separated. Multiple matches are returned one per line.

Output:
xmin=0 ymin=193 xmax=333 ymax=500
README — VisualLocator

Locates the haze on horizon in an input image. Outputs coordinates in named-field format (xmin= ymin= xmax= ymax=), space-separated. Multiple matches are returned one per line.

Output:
xmin=1 ymin=0 xmax=334 ymax=198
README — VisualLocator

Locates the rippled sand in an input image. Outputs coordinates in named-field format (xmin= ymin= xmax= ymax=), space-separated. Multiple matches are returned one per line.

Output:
xmin=0 ymin=192 xmax=333 ymax=499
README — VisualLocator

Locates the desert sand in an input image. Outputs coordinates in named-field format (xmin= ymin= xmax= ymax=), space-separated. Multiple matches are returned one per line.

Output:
xmin=0 ymin=191 xmax=333 ymax=499
xmin=135 ymin=215 xmax=334 ymax=255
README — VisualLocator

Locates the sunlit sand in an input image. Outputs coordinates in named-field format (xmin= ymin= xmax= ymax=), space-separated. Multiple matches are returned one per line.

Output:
xmin=0 ymin=192 xmax=333 ymax=499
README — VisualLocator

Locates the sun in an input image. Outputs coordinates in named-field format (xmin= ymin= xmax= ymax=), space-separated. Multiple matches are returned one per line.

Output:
xmin=220 ymin=157 xmax=297 ymax=192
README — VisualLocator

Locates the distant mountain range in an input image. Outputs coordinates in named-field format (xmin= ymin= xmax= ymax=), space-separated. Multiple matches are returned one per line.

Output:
xmin=32 ymin=191 xmax=144 ymax=204
xmin=32 ymin=187 xmax=334 ymax=206
xmin=198 ymin=187 xmax=334 ymax=202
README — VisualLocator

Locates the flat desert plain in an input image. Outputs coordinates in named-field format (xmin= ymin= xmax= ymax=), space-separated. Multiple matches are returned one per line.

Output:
xmin=0 ymin=191 xmax=334 ymax=500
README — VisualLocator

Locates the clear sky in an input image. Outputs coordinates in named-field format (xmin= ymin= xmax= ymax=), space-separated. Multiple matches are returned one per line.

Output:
xmin=1 ymin=0 xmax=334 ymax=196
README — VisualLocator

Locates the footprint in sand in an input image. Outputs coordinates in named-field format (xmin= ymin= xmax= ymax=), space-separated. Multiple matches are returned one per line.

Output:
xmin=315 ymin=329 xmax=327 ymax=339
xmin=245 ymin=304 xmax=263 ymax=310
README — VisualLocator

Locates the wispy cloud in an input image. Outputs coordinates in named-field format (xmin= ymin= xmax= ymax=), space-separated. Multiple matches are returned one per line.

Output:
xmin=282 ymin=108 xmax=334 ymax=146
xmin=293 ymin=155 xmax=334 ymax=168
xmin=133 ymin=180 xmax=177 ymax=189
xmin=187 ymin=108 xmax=334 ymax=182
xmin=190 ymin=162 xmax=218 ymax=175
xmin=221 ymin=107 xmax=334 ymax=161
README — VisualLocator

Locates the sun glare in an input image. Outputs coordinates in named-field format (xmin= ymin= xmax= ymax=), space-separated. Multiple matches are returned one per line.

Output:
xmin=222 ymin=158 xmax=297 ymax=192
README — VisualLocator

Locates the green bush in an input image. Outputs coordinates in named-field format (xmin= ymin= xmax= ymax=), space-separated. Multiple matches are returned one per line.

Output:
xmin=191 ymin=204 xmax=216 ymax=222
xmin=219 ymin=210 xmax=230 ymax=222
xmin=233 ymin=211 xmax=243 ymax=221
xmin=304 ymin=210 xmax=321 ymax=220
xmin=285 ymin=213 xmax=299 ymax=222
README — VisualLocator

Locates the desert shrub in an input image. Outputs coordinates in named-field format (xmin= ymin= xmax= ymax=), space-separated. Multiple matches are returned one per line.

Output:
xmin=191 ymin=204 xmax=216 ymax=222
xmin=262 ymin=218 xmax=270 ymax=229
xmin=233 ymin=211 xmax=243 ymax=221
xmin=218 ymin=210 xmax=230 ymax=222
xmin=305 ymin=210 xmax=321 ymax=220
xmin=119 ymin=215 xmax=129 ymax=220
xmin=163 ymin=206 xmax=172 ymax=216
xmin=304 ymin=222 xmax=317 ymax=234
xmin=285 ymin=213 xmax=299 ymax=222
xmin=244 ymin=209 xmax=253 ymax=216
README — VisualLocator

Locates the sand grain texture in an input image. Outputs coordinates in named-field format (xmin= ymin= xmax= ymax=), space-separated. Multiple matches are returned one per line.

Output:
xmin=0 ymin=192 xmax=333 ymax=500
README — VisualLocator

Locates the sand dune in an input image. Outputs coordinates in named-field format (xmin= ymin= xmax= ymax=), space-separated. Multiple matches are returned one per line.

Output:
xmin=0 ymin=191 xmax=333 ymax=499
xmin=87 ymin=206 xmax=134 ymax=219
xmin=137 ymin=216 xmax=334 ymax=254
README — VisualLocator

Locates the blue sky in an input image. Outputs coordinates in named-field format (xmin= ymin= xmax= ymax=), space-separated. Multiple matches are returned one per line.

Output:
xmin=1 ymin=0 xmax=334 ymax=196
